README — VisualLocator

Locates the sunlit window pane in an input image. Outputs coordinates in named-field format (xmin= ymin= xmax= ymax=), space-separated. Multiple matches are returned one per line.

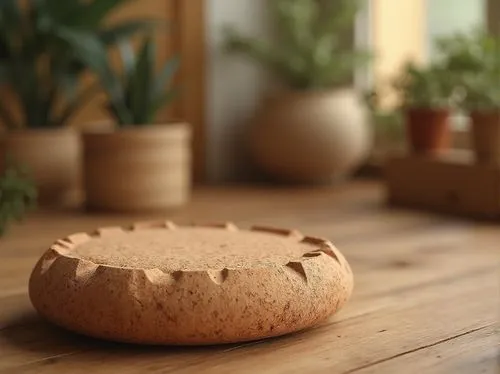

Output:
xmin=427 ymin=0 xmax=486 ymax=59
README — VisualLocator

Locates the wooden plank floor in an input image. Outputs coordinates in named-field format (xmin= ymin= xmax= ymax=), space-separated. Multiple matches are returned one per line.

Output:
xmin=0 ymin=181 xmax=499 ymax=373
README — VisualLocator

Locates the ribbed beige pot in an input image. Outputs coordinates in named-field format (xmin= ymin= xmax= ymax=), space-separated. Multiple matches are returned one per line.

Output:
xmin=0 ymin=128 xmax=80 ymax=204
xmin=250 ymin=88 xmax=372 ymax=183
xmin=82 ymin=123 xmax=192 ymax=212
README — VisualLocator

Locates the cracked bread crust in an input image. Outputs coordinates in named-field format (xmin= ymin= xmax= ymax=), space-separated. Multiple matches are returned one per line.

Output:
xmin=29 ymin=221 xmax=353 ymax=345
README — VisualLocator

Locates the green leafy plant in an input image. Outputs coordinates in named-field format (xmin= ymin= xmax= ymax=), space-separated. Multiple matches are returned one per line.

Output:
xmin=0 ymin=161 xmax=37 ymax=237
xmin=0 ymin=0 xmax=152 ymax=129
xmin=391 ymin=61 xmax=457 ymax=110
xmin=223 ymin=0 xmax=371 ymax=90
xmin=434 ymin=27 xmax=499 ymax=74
xmin=93 ymin=37 xmax=180 ymax=126
xmin=459 ymin=74 xmax=500 ymax=111
xmin=436 ymin=28 xmax=500 ymax=111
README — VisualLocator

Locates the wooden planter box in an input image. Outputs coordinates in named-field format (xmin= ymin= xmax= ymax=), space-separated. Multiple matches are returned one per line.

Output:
xmin=385 ymin=151 xmax=500 ymax=219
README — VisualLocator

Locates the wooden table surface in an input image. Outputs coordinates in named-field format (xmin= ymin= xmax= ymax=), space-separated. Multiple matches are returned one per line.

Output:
xmin=1 ymin=182 xmax=499 ymax=374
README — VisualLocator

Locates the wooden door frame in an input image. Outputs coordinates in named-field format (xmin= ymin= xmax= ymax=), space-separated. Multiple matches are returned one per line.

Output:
xmin=172 ymin=0 xmax=206 ymax=183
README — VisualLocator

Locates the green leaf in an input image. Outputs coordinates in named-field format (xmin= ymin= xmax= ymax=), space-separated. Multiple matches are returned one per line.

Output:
xmin=131 ymin=37 xmax=154 ymax=124
xmin=118 ymin=41 xmax=136 ymax=79
xmin=154 ymin=56 xmax=180 ymax=97
xmin=54 ymin=28 xmax=109 ymax=74
xmin=54 ymin=27 xmax=131 ymax=122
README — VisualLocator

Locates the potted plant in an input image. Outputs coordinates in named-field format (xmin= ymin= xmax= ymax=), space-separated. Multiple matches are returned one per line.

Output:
xmin=437 ymin=29 xmax=500 ymax=164
xmin=392 ymin=61 xmax=456 ymax=154
xmin=0 ymin=160 xmax=37 ymax=237
xmin=0 ymin=0 xmax=149 ymax=204
xmin=82 ymin=36 xmax=191 ymax=212
xmin=223 ymin=0 xmax=373 ymax=184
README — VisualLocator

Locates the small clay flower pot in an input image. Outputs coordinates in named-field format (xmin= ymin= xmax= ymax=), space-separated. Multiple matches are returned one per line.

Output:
xmin=405 ymin=108 xmax=451 ymax=154
xmin=0 ymin=128 xmax=80 ymax=205
xmin=470 ymin=110 xmax=500 ymax=165
xmin=82 ymin=123 xmax=192 ymax=212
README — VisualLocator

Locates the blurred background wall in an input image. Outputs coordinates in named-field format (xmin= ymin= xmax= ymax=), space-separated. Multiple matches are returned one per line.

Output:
xmin=206 ymin=0 xmax=269 ymax=183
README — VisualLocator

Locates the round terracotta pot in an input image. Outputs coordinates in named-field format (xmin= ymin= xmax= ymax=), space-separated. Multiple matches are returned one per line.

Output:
xmin=406 ymin=108 xmax=451 ymax=154
xmin=249 ymin=88 xmax=373 ymax=184
xmin=470 ymin=111 xmax=500 ymax=165
xmin=0 ymin=128 xmax=80 ymax=205
xmin=82 ymin=123 xmax=192 ymax=212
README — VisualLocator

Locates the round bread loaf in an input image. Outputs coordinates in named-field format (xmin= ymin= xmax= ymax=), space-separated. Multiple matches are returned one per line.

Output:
xmin=29 ymin=222 xmax=353 ymax=345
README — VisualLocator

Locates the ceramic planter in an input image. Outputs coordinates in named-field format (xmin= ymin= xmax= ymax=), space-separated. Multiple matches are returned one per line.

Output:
xmin=405 ymin=108 xmax=451 ymax=154
xmin=470 ymin=111 xmax=500 ymax=165
xmin=0 ymin=128 xmax=80 ymax=204
xmin=250 ymin=88 xmax=372 ymax=184
xmin=82 ymin=123 xmax=192 ymax=212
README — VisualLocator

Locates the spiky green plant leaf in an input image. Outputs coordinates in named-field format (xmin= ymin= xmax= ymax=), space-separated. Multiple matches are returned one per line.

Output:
xmin=131 ymin=37 xmax=154 ymax=124
xmin=97 ymin=36 xmax=179 ymax=127
xmin=0 ymin=0 xmax=151 ymax=129
xmin=118 ymin=41 xmax=136 ymax=79
xmin=155 ymin=56 xmax=180 ymax=97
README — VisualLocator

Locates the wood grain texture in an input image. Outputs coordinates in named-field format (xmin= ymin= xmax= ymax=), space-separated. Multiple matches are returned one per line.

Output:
xmin=0 ymin=181 xmax=499 ymax=373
